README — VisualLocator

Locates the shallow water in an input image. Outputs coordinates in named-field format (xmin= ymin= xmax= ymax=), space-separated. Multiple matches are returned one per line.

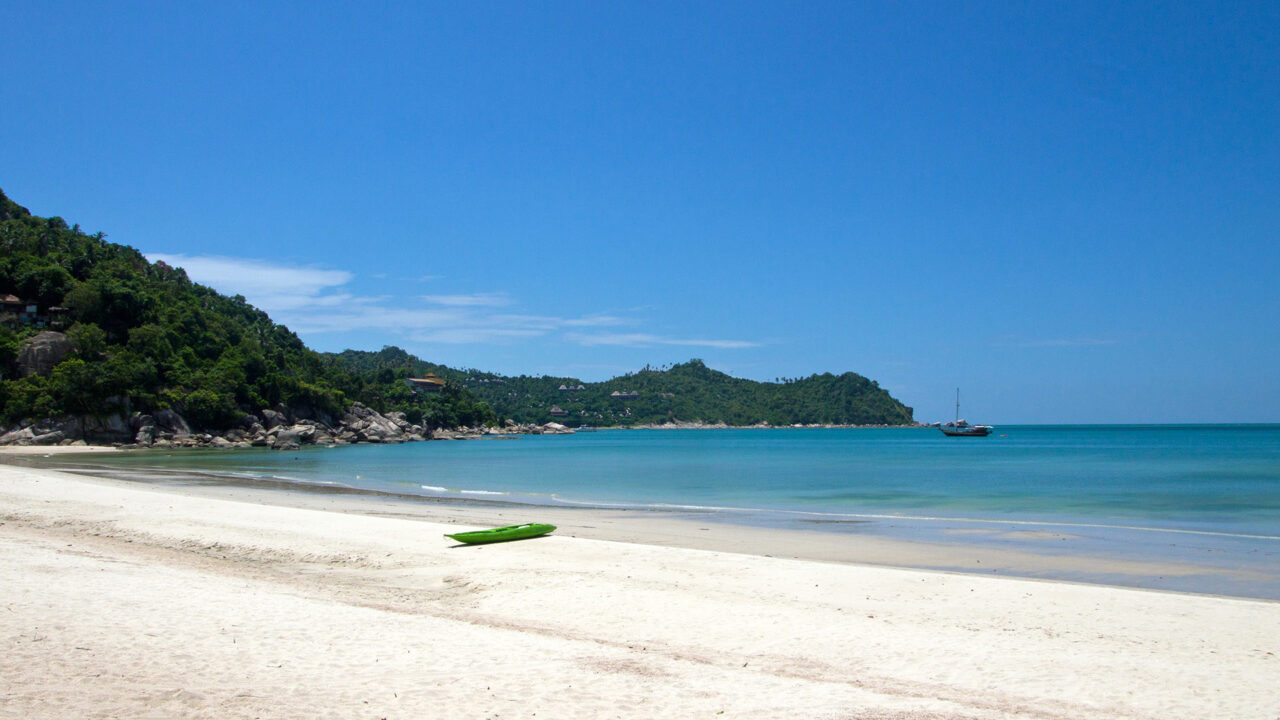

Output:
xmin=59 ymin=425 xmax=1280 ymax=598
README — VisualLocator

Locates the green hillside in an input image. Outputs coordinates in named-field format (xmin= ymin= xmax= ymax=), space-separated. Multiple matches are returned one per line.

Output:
xmin=2 ymin=187 xmax=911 ymax=433
xmin=324 ymin=352 xmax=915 ymax=427
xmin=0 ymin=188 xmax=494 ymax=431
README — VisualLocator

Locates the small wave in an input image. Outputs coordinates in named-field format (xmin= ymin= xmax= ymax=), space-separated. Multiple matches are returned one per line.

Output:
xmin=420 ymin=485 xmax=449 ymax=492
xmin=776 ymin=509 xmax=1280 ymax=542
xmin=460 ymin=489 xmax=508 ymax=496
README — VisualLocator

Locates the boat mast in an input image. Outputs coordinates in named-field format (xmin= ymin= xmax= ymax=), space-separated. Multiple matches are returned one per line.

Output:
xmin=955 ymin=388 xmax=960 ymax=424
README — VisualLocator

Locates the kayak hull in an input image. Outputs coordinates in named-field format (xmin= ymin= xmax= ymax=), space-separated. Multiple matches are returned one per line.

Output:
xmin=445 ymin=523 xmax=556 ymax=544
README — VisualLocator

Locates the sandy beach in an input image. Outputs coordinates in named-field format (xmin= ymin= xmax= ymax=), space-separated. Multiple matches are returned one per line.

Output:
xmin=2 ymin=457 xmax=1278 ymax=719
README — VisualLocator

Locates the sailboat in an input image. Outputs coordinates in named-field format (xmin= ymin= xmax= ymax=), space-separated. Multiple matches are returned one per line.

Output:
xmin=939 ymin=388 xmax=992 ymax=437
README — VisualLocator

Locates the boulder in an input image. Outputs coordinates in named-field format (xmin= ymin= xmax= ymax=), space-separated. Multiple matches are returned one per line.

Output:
xmin=341 ymin=402 xmax=405 ymax=442
xmin=271 ymin=424 xmax=317 ymax=450
xmin=83 ymin=413 xmax=131 ymax=442
xmin=260 ymin=409 xmax=288 ymax=430
xmin=134 ymin=426 xmax=156 ymax=446
xmin=0 ymin=427 xmax=36 ymax=446
xmin=16 ymin=331 xmax=74 ymax=378
xmin=153 ymin=409 xmax=192 ymax=438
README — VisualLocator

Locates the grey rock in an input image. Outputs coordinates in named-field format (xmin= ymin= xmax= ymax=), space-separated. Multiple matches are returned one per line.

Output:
xmin=16 ymin=331 xmax=74 ymax=378
xmin=30 ymin=430 xmax=66 ymax=445
xmin=272 ymin=425 xmax=315 ymax=449
xmin=0 ymin=427 xmax=36 ymax=445
xmin=260 ymin=409 xmax=288 ymax=430
xmin=83 ymin=413 xmax=131 ymax=441
xmin=153 ymin=409 xmax=192 ymax=437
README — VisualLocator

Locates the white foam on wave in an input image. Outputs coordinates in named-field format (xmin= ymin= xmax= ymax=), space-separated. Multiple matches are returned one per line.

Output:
xmin=418 ymin=485 xmax=510 ymax=497
xmin=780 ymin=509 xmax=1280 ymax=541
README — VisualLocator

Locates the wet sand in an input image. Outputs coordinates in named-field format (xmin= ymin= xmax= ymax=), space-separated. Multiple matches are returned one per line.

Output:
xmin=3 ymin=460 xmax=1278 ymax=719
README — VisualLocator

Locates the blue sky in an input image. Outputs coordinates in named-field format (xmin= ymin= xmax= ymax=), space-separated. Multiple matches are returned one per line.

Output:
xmin=3 ymin=1 xmax=1278 ymax=423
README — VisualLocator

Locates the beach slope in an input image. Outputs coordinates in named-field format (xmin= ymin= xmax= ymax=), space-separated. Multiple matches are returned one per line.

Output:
xmin=2 ymin=463 xmax=1277 ymax=719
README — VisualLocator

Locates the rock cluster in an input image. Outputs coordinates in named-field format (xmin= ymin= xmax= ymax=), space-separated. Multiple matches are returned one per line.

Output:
xmin=0 ymin=403 xmax=578 ymax=449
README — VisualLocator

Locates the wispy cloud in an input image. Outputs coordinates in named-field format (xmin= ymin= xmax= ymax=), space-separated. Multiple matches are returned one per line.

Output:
xmin=421 ymin=292 xmax=512 ymax=307
xmin=562 ymin=314 xmax=630 ymax=327
xmin=143 ymin=253 xmax=760 ymax=350
xmin=148 ymin=253 xmax=357 ymax=313
xmin=566 ymin=332 xmax=762 ymax=349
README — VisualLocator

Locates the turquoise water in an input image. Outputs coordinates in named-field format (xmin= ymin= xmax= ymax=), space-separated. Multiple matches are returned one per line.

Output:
xmin=75 ymin=425 xmax=1280 ymax=537
xmin=62 ymin=425 xmax=1280 ymax=597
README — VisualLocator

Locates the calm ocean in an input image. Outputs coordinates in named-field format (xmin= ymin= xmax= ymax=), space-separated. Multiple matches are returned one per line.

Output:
xmin=66 ymin=425 xmax=1280 ymax=597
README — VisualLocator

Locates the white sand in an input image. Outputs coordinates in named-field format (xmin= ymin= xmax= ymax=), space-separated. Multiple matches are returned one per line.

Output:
xmin=2 ymin=464 xmax=1278 ymax=719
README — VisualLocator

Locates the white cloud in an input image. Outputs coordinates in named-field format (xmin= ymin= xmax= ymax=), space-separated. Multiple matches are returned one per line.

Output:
xmin=562 ymin=314 xmax=630 ymax=327
xmin=410 ymin=328 xmax=549 ymax=344
xmin=421 ymin=292 xmax=512 ymax=307
xmin=566 ymin=332 xmax=762 ymax=349
xmin=147 ymin=253 xmax=760 ymax=350
xmin=148 ymin=253 xmax=353 ymax=313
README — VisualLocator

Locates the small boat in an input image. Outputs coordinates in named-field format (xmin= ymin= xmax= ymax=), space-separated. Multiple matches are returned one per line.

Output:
xmin=445 ymin=523 xmax=556 ymax=544
xmin=939 ymin=389 xmax=993 ymax=437
xmin=939 ymin=420 xmax=993 ymax=437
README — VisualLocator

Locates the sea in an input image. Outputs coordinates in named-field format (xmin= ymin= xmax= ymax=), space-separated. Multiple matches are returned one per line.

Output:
xmin=56 ymin=425 xmax=1280 ymax=599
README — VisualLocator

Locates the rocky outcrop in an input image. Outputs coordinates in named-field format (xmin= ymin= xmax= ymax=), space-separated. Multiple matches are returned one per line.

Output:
xmin=153 ymin=409 xmax=192 ymax=438
xmin=16 ymin=331 xmax=74 ymax=378
xmin=0 ymin=402 xmax=572 ymax=449
xmin=260 ymin=408 xmax=288 ymax=430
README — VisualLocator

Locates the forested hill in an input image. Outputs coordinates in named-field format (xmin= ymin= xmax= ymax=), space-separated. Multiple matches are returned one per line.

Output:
xmin=0 ymin=188 xmax=494 ymax=432
xmin=1 ymin=187 xmax=910 ymax=436
xmin=324 ymin=351 xmax=915 ymax=427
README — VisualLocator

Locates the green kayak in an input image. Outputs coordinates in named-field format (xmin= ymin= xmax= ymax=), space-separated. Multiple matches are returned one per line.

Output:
xmin=445 ymin=523 xmax=556 ymax=545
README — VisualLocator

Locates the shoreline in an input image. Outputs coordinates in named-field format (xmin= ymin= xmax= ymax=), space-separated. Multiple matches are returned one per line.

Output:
xmin=11 ymin=447 xmax=1280 ymax=602
xmin=3 ymin=460 xmax=1278 ymax=718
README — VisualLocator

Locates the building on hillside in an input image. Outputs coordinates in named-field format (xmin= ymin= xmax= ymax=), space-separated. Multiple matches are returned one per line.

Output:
xmin=548 ymin=405 xmax=569 ymax=417
xmin=1 ymin=295 xmax=69 ymax=330
xmin=610 ymin=390 xmax=640 ymax=400
xmin=404 ymin=374 xmax=447 ymax=394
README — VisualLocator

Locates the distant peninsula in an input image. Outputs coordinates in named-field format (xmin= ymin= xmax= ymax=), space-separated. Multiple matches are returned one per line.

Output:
xmin=328 ymin=349 xmax=914 ymax=429
xmin=0 ymin=188 xmax=914 ymax=448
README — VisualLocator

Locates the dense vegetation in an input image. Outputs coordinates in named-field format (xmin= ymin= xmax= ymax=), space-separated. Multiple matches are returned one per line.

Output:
xmin=326 ymin=352 xmax=914 ymax=427
xmin=1 ymin=188 xmax=911 ymax=432
xmin=0 ymin=188 xmax=494 ymax=430
xmin=469 ymin=360 xmax=914 ymax=426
